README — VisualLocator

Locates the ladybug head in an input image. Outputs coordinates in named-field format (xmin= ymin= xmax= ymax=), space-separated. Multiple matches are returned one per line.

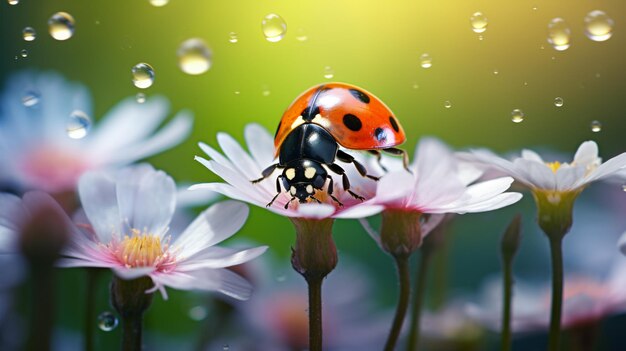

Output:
xmin=282 ymin=160 xmax=327 ymax=203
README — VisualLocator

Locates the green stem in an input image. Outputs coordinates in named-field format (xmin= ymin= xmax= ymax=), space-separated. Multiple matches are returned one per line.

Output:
xmin=25 ymin=266 xmax=55 ymax=351
xmin=501 ymin=257 xmax=513 ymax=351
xmin=384 ymin=255 xmax=411 ymax=351
xmin=110 ymin=276 xmax=153 ymax=351
xmin=84 ymin=269 xmax=99 ymax=351
xmin=406 ymin=250 xmax=432 ymax=351
xmin=121 ymin=314 xmax=143 ymax=351
xmin=307 ymin=276 xmax=324 ymax=351
xmin=547 ymin=237 xmax=564 ymax=351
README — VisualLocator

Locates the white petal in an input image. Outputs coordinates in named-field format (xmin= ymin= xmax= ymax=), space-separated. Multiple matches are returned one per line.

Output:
xmin=78 ymin=170 xmax=121 ymax=242
xmin=217 ymin=132 xmax=261 ymax=176
xmin=178 ymin=246 xmax=268 ymax=270
xmin=573 ymin=141 xmax=599 ymax=166
xmin=512 ymin=158 xmax=556 ymax=189
xmin=56 ymin=257 xmax=117 ymax=269
xmin=359 ymin=218 xmax=381 ymax=246
xmin=115 ymin=165 xmax=176 ymax=235
xmin=152 ymin=268 xmax=253 ymax=300
xmin=244 ymin=123 xmax=276 ymax=167
xmin=173 ymin=201 xmax=249 ymax=258
xmin=112 ymin=266 xmax=155 ymax=280
xmin=555 ymin=164 xmax=585 ymax=191
xmin=581 ymin=152 xmax=626 ymax=185
xmin=176 ymin=185 xmax=219 ymax=208
xmin=457 ymin=161 xmax=484 ymax=185
xmin=374 ymin=171 xmax=414 ymax=205
xmin=421 ymin=214 xmax=446 ymax=237
xmin=439 ymin=192 xmax=523 ymax=214
xmin=198 ymin=141 xmax=232 ymax=168
xmin=459 ymin=149 xmax=531 ymax=185
xmin=334 ymin=204 xmax=385 ymax=219
xmin=521 ymin=149 xmax=545 ymax=163
xmin=296 ymin=203 xmax=336 ymax=219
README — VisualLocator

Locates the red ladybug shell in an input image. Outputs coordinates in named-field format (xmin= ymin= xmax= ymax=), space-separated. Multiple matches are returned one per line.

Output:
xmin=273 ymin=82 xmax=406 ymax=157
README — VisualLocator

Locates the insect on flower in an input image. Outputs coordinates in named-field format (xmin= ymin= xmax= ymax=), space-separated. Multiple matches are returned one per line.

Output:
xmin=252 ymin=83 xmax=409 ymax=208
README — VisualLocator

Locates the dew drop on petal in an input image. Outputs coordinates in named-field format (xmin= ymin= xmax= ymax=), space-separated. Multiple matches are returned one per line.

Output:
xmin=188 ymin=306 xmax=208 ymax=321
xmin=554 ymin=97 xmax=564 ymax=107
xmin=7 ymin=0 xmax=19 ymax=5
xmin=23 ymin=27 xmax=36 ymax=41
xmin=262 ymin=13 xmax=287 ymax=43
xmin=97 ymin=312 xmax=118 ymax=332
xmin=228 ymin=32 xmax=238 ymax=43
xmin=547 ymin=18 xmax=571 ymax=51
xmin=20 ymin=49 xmax=28 ymax=58
xmin=585 ymin=10 xmax=613 ymax=42
xmin=149 ymin=0 xmax=169 ymax=7
xmin=22 ymin=91 xmax=40 ymax=107
xmin=131 ymin=63 xmax=155 ymax=89
xmin=66 ymin=110 xmax=91 ymax=139
xmin=323 ymin=66 xmax=334 ymax=79
xmin=444 ymin=100 xmax=452 ymax=109
xmin=511 ymin=109 xmax=525 ymax=123
xmin=590 ymin=120 xmax=602 ymax=132
xmin=420 ymin=53 xmax=432 ymax=68
xmin=470 ymin=12 xmax=488 ymax=33
xmin=136 ymin=93 xmax=146 ymax=104
xmin=48 ymin=12 xmax=75 ymax=41
xmin=295 ymin=28 xmax=308 ymax=42
xmin=177 ymin=38 xmax=212 ymax=75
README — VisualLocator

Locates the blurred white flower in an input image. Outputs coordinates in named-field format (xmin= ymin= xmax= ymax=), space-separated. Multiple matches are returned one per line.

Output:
xmin=0 ymin=70 xmax=193 ymax=193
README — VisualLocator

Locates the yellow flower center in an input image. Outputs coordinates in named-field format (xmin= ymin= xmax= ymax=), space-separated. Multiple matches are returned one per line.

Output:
xmin=114 ymin=229 xmax=173 ymax=268
xmin=546 ymin=161 xmax=562 ymax=173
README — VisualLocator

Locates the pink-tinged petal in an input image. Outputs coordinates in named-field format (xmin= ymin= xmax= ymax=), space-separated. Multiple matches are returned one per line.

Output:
xmin=334 ymin=204 xmax=384 ymax=219
xmin=173 ymin=201 xmax=249 ymax=257
xmin=112 ymin=266 xmax=156 ymax=280
xmin=195 ymin=158 xmax=275 ymax=202
xmin=56 ymin=257 xmax=118 ymax=269
xmin=217 ymin=132 xmax=262 ymax=176
xmin=512 ymin=158 xmax=556 ymax=189
xmin=176 ymin=186 xmax=219 ymax=208
xmin=374 ymin=171 xmax=414 ymax=205
xmin=21 ymin=191 xmax=85 ymax=237
xmin=555 ymin=164 xmax=585 ymax=191
xmin=87 ymin=96 xmax=169 ymax=155
xmin=421 ymin=214 xmax=446 ymax=237
xmin=438 ymin=193 xmax=522 ymax=214
xmin=198 ymin=142 xmax=232 ymax=168
xmin=178 ymin=246 xmax=268 ymax=270
xmin=573 ymin=141 xmax=599 ymax=166
xmin=152 ymin=268 xmax=253 ymax=300
xmin=581 ymin=152 xmax=626 ymax=186
xmin=106 ymin=111 xmax=193 ymax=166
xmin=0 ymin=193 xmax=27 ymax=233
xmin=521 ymin=149 xmax=545 ymax=163
xmin=457 ymin=177 xmax=515 ymax=204
xmin=459 ymin=150 xmax=531 ymax=185
xmin=296 ymin=203 xmax=336 ymax=219
xmin=457 ymin=161 xmax=484 ymax=185
xmin=359 ymin=218 xmax=382 ymax=247
xmin=244 ymin=123 xmax=275 ymax=168
xmin=78 ymin=170 xmax=121 ymax=242
xmin=115 ymin=165 xmax=176 ymax=235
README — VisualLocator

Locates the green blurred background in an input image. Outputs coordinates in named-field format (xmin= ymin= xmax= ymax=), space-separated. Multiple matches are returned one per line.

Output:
xmin=1 ymin=0 xmax=626 ymax=350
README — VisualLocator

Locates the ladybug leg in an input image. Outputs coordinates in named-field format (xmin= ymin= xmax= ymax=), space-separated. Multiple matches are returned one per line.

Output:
xmin=284 ymin=196 xmax=296 ymax=209
xmin=308 ymin=195 xmax=322 ymax=204
xmin=336 ymin=150 xmax=379 ymax=181
xmin=266 ymin=175 xmax=286 ymax=207
xmin=382 ymin=148 xmax=411 ymax=173
xmin=327 ymin=163 xmax=366 ymax=201
xmin=325 ymin=176 xmax=343 ymax=206
xmin=252 ymin=163 xmax=280 ymax=183
xmin=367 ymin=150 xmax=388 ymax=172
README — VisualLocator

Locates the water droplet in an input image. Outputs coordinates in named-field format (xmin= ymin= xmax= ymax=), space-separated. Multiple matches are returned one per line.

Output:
xmin=66 ymin=110 xmax=91 ymax=139
xmin=7 ymin=0 xmax=19 ymax=5
xmin=188 ymin=306 xmax=208 ymax=321
xmin=296 ymin=28 xmax=308 ymax=42
xmin=228 ymin=32 xmax=238 ymax=43
xmin=149 ymin=0 xmax=169 ymax=6
xmin=131 ymin=63 xmax=155 ymax=89
xmin=234 ymin=91 xmax=240 ymax=95
xmin=493 ymin=69 xmax=499 ymax=75
xmin=136 ymin=93 xmax=146 ymax=104
xmin=547 ymin=18 xmax=571 ymax=51
xmin=412 ymin=83 xmax=419 ymax=90
xmin=323 ymin=66 xmax=334 ymax=79
xmin=532 ymin=5 xmax=538 ymax=11
xmin=23 ymin=27 xmax=36 ymax=42
xmin=261 ymin=85 xmax=271 ymax=97
xmin=276 ymin=275 xmax=286 ymax=282
xmin=20 ymin=49 xmax=28 ymax=58
xmin=444 ymin=100 xmax=452 ymax=109
xmin=222 ymin=345 xmax=230 ymax=351
xmin=97 ymin=312 xmax=118 ymax=332
xmin=477 ymin=35 xmax=484 ymax=41
xmin=177 ymin=38 xmax=212 ymax=75
xmin=22 ymin=91 xmax=40 ymax=107
xmin=262 ymin=13 xmax=287 ymax=43
xmin=554 ymin=97 xmax=564 ymax=107
xmin=470 ymin=12 xmax=488 ymax=33
xmin=511 ymin=109 xmax=525 ymax=123
xmin=585 ymin=10 xmax=613 ymax=42
xmin=420 ymin=53 xmax=432 ymax=68
xmin=48 ymin=12 xmax=75 ymax=41
xmin=622 ymin=184 xmax=626 ymax=192
xmin=590 ymin=120 xmax=602 ymax=132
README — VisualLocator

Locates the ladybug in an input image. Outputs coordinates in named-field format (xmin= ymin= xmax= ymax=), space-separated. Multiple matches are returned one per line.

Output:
xmin=252 ymin=82 xmax=408 ymax=208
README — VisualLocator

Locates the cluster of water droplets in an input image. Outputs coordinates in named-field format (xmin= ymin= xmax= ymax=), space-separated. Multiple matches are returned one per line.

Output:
xmin=547 ymin=10 xmax=613 ymax=51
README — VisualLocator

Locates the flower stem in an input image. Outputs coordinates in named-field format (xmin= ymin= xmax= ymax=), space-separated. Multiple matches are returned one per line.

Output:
xmin=84 ymin=269 xmax=100 ymax=351
xmin=406 ymin=250 xmax=432 ymax=351
xmin=384 ymin=254 xmax=411 ymax=351
xmin=121 ymin=314 xmax=143 ymax=351
xmin=110 ymin=276 xmax=153 ymax=351
xmin=307 ymin=275 xmax=324 ymax=351
xmin=501 ymin=258 xmax=513 ymax=351
xmin=548 ymin=236 xmax=564 ymax=351
xmin=25 ymin=265 xmax=55 ymax=351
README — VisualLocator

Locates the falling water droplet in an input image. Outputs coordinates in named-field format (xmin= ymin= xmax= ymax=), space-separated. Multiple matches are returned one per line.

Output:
xmin=470 ymin=12 xmax=488 ymax=33
xmin=131 ymin=63 xmax=155 ymax=89
xmin=493 ymin=69 xmax=499 ymax=75
xmin=276 ymin=275 xmax=287 ymax=282
xmin=177 ymin=38 xmax=212 ymax=75
xmin=7 ymin=0 xmax=19 ymax=5
xmin=412 ymin=83 xmax=419 ymax=90
xmin=532 ymin=5 xmax=538 ymax=11
xmin=188 ymin=306 xmax=208 ymax=321
xmin=622 ymin=184 xmax=626 ymax=192
xmin=444 ymin=100 xmax=452 ymax=109
xmin=511 ymin=109 xmax=525 ymax=123
xmin=48 ymin=12 xmax=75 ymax=41
xmin=547 ymin=18 xmax=571 ymax=51
xmin=590 ymin=120 xmax=602 ymax=132
xmin=296 ymin=28 xmax=308 ymax=42
xmin=66 ymin=110 xmax=91 ymax=139
xmin=323 ymin=66 xmax=334 ymax=79
xmin=97 ymin=312 xmax=119 ymax=332
xmin=584 ymin=10 xmax=613 ymax=42
xmin=136 ymin=93 xmax=146 ymax=104
xmin=261 ymin=85 xmax=271 ymax=97
xmin=149 ymin=0 xmax=169 ymax=7
xmin=20 ymin=49 xmax=28 ymax=58
xmin=228 ymin=32 xmax=238 ymax=43
xmin=262 ymin=13 xmax=287 ymax=43
xmin=23 ymin=27 xmax=36 ymax=41
xmin=222 ymin=345 xmax=230 ymax=351
xmin=22 ymin=91 xmax=40 ymax=107
xmin=477 ymin=35 xmax=484 ymax=41
xmin=420 ymin=53 xmax=432 ymax=68
xmin=234 ymin=91 xmax=240 ymax=95
xmin=554 ymin=97 xmax=564 ymax=107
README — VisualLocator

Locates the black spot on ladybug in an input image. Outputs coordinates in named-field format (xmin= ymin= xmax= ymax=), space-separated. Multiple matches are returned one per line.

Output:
xmin=343 ymin=114 xmax=362 ymax=131
xmin=349 ymin=89 xmax=370 ymax=104
xmin=374 ymin=127 xmax=387 ymax=141
xmin=389 ymin=116 xmax=400 ymax=133
xmin=274 ymin=120 xmax=282 ymax=138
xmin=301 ymin=106 xmax=320 ymax=122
